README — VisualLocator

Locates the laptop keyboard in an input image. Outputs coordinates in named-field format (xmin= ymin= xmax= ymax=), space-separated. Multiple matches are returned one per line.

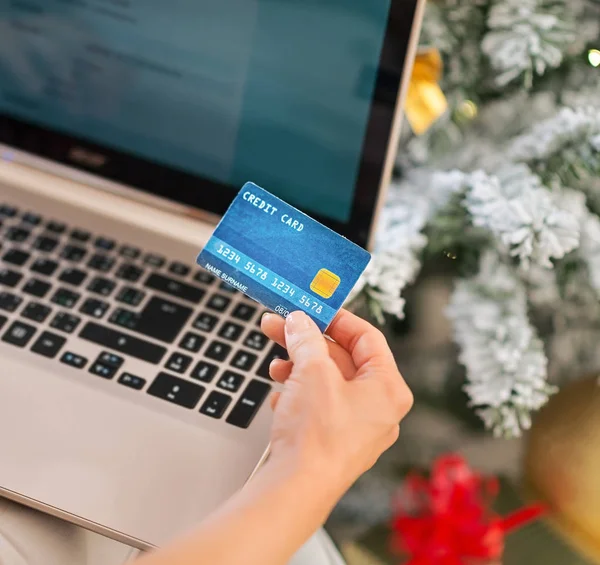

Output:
xmin=0 ymin=203 xmax=290 ymax=429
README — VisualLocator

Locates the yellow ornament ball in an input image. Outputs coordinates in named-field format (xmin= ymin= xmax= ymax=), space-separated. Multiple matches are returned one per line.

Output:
xmin=524 ymin=375 xmax=600 ymax=563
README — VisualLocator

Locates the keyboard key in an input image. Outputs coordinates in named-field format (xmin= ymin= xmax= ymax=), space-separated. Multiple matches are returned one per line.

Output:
xmin=118 ymin=372 xmax=146 ymax=390
xmin=144 ymin=273 xmax=205 ymax=304
xmin=31 ymin=331 xmax=66 ymax=358
xmin=70 ymin=229 xmax=90 ymax=242
xmin=23 ymin=278 xmax=51 ymax=298
xmin=87 ymin=277 xmax=116 ymax=297
xmin=0 ymin=205 xmax=17 ymax=217
xmin=230 ymin=350 xmax=258 ymax=371
xmin=88 ymin=253 xmax=115 ymax=272
xmin=89 ymin=361 xmax=118 ymax=379
xmin=0 ymin=291 xmax=22 ymax=312
xmin=0 ymin=268 xmax=23 ymax=287
xmin=194 ymin=271 xmax=215 ymax=285
xmin=50 ymin=312 xmax=81 ymax=334
xmin=61 ymin=244 xmax=87 ymax=262
xmin=256 ymin=343 xmax=289 ymax=380
xmin=169 ymin=261 xmax=190 ymax=277
xmin=22 ymin=212 xmax=41 ymax=226
xmin=91 ymin=351 xmax=122 ymax=376
xmin=6 ymin=227 xmax=30 ymax=243
xmin=21 ymin=301 xmax=52 ymax=323
xmin=147 ymin=373 xmax=205 ymax=409
xmin=205 ymin=340 xmax=231 ymax=362
xmin=98 ymin=351 xmax=124 ymax=368
xmin=200 ymin=391 xmax=231 ymax=419
xmin=192 ymin=312 xmax=218 ymax=333
xmin=3 ymin=249 xmax=30 ymax=266
xmin=218 ymin=321 xmax=244 ymax=342
xmin=119 ymin=245 xmax=140 ymax=259
xmin=109 ymin=308 xmax=138 ymax=330
xmin=179 ymin=331 xmax=205 ymax=353
xmin=190 ymin=361 xmax=219 ymax=383
xmin=80 ymin=298 xmax=109 ymax=319
xmin=46 ymin=221 xmax=66 ymax=234
xmin=2 ymin=320 xmax=36 ymax=347
xmin=143 ymin=253 xmax=165 ymax=268
xmin=32 ymin=236 xmax=59 ymax=253
xmin=164 ymin=352 xmax=193 ymax=374
xmin=110 ymin=296 xmax=192 ymax=343
xmin=79 ymin=322 xmax=167 ymax=364
xmin=116 ymin=263 xmax=144 ymax=282
xmin=231 ymin=303 xmax=257 ymax=321
xmin=219 ymin=281 xmax=238 ymax=293
xmin=59 ymin=268 xmax=87 ymax=286
xmin=95 ymin=237 xmax=115 ymax=251
xmin=116 ymin=286 xmax=145 ymax=306
xmin=106 ymin=307 xmax=136 ymax=332
xmin=217 ymin=370 xmax=245 ymax=392
xmin=30 ymin=258 xmax=58 ymax=276
xmin=51 ymin=288 xmax=80 ymax=308
xmin=206 ymin=294 xmax=230 ymax=312
xmin=243 ymin=331 xmax=269 ymax=351
xmin=226 ymin=380 xmax=271 ymax=429
xmin=60 ymin=351 xmax=87 ymax=369
xmin=0 ymin=315 xmax=7 ymax=330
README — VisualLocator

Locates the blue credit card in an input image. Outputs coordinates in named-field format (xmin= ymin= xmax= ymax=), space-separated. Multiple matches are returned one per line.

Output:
xmin=196 ymin=182 xmax=371 ymax=332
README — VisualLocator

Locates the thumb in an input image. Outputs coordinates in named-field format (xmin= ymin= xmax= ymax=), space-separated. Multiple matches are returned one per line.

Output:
xmin=284 ymin=311 xmax=330 ymax=368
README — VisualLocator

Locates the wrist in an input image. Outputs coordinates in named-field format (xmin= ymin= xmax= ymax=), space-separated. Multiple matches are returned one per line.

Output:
xmin=261 ymin=450 xmax=349 ymax=513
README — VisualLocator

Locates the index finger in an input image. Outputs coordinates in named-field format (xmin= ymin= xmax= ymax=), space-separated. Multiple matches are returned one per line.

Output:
xmin=326 ymin=309 xmax=395 ymax=370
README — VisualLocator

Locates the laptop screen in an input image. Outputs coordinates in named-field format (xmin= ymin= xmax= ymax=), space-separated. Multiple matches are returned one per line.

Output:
xmin=0 ymin=1 xmax=421 ymax=246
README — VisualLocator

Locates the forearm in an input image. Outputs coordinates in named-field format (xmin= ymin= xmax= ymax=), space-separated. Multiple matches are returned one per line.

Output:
xmin=136 ymin=455 xmax=342 ymax=565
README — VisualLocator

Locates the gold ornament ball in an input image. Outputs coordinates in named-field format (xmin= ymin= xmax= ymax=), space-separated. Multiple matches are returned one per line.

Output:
xmin=524 ymin=375 xmax=600 ymax=563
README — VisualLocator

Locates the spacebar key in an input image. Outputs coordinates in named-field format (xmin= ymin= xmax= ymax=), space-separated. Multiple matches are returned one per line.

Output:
xmin=79 ymin=322 xmax=167 ymax=364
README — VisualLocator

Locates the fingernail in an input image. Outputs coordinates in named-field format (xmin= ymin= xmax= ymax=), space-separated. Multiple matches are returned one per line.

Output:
xmin=261 ymin=312 xmax=273 ymax=323
xmin=285 ymin=311 xmax=310 ymax=334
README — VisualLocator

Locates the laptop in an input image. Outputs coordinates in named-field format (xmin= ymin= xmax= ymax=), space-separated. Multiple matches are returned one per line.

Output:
xmin=0 ymin=0 xmax=424 ymax=551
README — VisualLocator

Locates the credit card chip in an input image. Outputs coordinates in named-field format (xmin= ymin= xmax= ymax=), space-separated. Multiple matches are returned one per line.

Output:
xmin=310 ymin=268 xmax=340 ymax=299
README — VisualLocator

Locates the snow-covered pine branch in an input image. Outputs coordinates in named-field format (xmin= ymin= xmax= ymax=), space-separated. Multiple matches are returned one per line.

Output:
xmin=508 ymin=106 xmax=600 ymax=188
xmin=464 ymin=165 xmax=580 ymax=268
xmin=482 ymin=0 xmax=576 ymax=87
xmin=446 ymin=252 xmax=556 ymax=437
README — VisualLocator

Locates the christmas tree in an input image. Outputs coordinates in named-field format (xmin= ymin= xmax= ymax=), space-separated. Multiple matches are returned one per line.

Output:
xmin=350 ymin=0 xmax=600 ymax=438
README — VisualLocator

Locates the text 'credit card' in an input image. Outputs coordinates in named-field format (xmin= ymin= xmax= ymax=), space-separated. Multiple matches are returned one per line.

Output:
xmin=196 ymin=182 xmax=371 ymax=331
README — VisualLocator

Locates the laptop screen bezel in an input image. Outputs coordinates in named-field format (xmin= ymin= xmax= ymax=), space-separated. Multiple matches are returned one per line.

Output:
xmin=0 ymin=0 xmax=421 ymax=248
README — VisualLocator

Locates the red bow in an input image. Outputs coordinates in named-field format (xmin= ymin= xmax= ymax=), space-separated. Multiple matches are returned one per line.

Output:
xmin=390 ymin=455 xmax=547 ymax=565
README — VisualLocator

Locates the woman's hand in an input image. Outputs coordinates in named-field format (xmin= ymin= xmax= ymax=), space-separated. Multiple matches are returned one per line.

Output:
xmin=137 ymin=309 xmax=413 ymax=565
xmin=261 ymin=309 xmax=413 ymax=499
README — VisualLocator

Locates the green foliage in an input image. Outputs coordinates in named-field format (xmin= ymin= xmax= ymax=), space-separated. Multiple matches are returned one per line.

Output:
xmin=531 ymin=141 xmax=600 ymax=198
xmin=424 ymin=192 xmax=488 ymax=277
